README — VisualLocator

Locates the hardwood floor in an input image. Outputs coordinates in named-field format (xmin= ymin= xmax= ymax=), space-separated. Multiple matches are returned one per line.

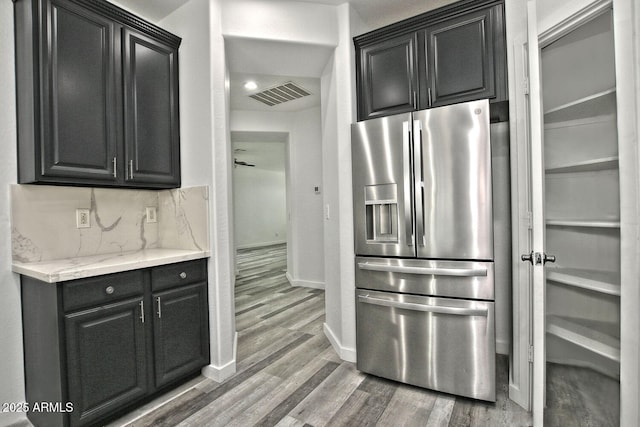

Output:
xmin=112 ymin=244 xmax=533 ymax=427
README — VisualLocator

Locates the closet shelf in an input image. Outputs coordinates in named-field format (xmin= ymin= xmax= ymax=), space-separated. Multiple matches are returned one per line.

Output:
xmin=544 ymin=113 xmax=616 ymax=130
xmin=546 ymin=267 xmax=620 ymax=296
xmin=546 ymin=219 xmax=620 ymax=228
xmin=544 ymin=88 xmax=616 ymax=124
xmin=545 ymin=156 xmax=618 ymax=174
xmin=546 ymin=315 xmax=620 ymax=363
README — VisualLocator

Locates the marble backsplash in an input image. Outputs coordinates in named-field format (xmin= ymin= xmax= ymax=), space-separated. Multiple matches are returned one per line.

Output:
xmin=11 ymin=184 xmax=209 ymax=263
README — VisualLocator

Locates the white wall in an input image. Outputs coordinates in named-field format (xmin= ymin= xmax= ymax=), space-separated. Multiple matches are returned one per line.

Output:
xmin=320 ymin=4 xmax=361 ymax=362
xmin=161 ymin=0 xmax=237 ymax=382
xmin=233 ymin=149 xmax=287 ymax=249
xmin=231 ymin=108 xmax=325 ymax=287
xmin=0 ymin=1 xmax=26 ymax=425
xmin=289 ymin=107 xmax=325 ymax=287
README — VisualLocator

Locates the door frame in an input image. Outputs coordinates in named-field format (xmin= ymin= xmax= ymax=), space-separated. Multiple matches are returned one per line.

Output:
xmin=523 ymin=1 xmax=628 ymax=426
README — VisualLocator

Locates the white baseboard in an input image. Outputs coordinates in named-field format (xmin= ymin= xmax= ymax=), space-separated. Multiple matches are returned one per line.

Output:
xmin=201 ymin=332 xmax=237 ymax=382
xmin=202 ymin=360 xmax=236 ymax=383
xmin=236 ymin=240 xmax=286 ymax=250
xmin=496 ymin=338 xmax=510 ymax=355
xmin=285 ymin=272 xmax=325 ymax=290
xmin=509 ymin=383 xmax=531 ymax=411
xmin=323 ymin=322 xmax=357 ymax=363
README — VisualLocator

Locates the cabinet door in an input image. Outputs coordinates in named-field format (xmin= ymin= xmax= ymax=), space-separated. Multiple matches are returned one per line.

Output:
xmin=357 ymin=33 xmax=419 ymax=120
xmin=153 ymin=282 xmax=209 ymax=388
xmin=424 ymin=5 xmax=501 ymax=108
xmin=123 ymin=28 xmax=180 ymax=188
xmin=65 ymin=297 xmax=148 ymax=427
xmin=40 ymin=0 xmax=119 ymax=183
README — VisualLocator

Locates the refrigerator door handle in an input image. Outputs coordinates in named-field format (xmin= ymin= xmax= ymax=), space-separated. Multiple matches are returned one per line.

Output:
xmin=358 ymin=294 xmax=488 ymax=317
xmin=403 ymin=121 xmax=414 ymax=246
xmin=413 ymin=119 xmax=425 ymax=247
xmin=357 ymin=262 xmax=488 ymax=277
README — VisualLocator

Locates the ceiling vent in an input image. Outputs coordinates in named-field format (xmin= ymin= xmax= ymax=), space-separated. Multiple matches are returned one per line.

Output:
xmin=249 ymin=81 xmax=311 ymax=106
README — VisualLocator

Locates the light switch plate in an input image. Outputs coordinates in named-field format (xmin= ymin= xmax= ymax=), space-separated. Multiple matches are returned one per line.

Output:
xmin=146 ymin=207 xmax=157 ymax=223
xmin=76 ymin=208 xmax=90 ymax=229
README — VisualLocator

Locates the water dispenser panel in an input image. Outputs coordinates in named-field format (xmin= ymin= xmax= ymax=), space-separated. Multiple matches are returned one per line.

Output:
xmin=364 ymin=184 xmax=398 ymax=243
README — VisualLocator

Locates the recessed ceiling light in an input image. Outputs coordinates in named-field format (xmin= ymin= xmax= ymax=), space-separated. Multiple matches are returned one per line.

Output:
xmin=244 ymin=81 xmax=258 ymax=90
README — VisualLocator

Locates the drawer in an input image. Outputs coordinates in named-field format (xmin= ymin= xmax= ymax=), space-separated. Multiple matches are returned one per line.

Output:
xmin=356 ymin=289 xmax=495 ymax=401
xmin=355 ymin=256 xmax=494 ymax=300
xmin=63 ymin=270 xmax=145 ymax=312
xmin=151 ymin=259 xmax=207 ymax=291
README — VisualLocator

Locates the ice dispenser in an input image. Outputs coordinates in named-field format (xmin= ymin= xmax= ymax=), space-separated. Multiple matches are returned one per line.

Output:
xmin=364 ymin=184 xmax=398 ymax=243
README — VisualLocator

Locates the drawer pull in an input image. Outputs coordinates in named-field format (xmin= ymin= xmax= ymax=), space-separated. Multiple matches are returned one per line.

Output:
xmin=105 ymin=286 xmax=115 ymax=295
xmin=358 ymin=262 xmax=487 ymax=277
xmin=179 ymin=272 xmax=187 ymax=279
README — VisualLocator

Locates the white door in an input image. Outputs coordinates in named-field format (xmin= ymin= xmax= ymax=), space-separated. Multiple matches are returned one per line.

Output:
xmin=524 ymin=2 xmax=548 ymax=426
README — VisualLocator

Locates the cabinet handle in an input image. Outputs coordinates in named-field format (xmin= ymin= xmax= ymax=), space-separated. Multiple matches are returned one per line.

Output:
xmin=156 ymin=297 xmax=162 ymax=318
xmin=413 ymin=91 xmax=417 ymax=109
xmin=129 ymin=160 xmax=134 ymax=179
xmin=105 ymin=286 xmax=115 ymax=295
xmin=139 ymin=300 xmax=145 ymax=323
xmin=428 ymin=87 xmax=432 ymax=106
xmin=179 ymin=272 xmax=187 ymax=279
xmin=112 ymin=157 xmax=117 ymax=178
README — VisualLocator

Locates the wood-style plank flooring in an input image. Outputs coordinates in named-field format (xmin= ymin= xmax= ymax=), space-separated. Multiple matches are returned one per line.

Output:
xmin=114 ymin=244 xmax=535 ymax=426
xmin=544 ymin=362 xmax=619 ymax=426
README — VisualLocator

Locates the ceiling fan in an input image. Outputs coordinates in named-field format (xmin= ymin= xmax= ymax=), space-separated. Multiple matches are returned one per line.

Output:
xmin=234 ymin=158 xmax=255 ymax=168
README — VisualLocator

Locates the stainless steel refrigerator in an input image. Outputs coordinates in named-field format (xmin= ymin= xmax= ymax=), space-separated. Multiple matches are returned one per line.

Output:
xmin=351 ymin=99 xmax=496 ymax=401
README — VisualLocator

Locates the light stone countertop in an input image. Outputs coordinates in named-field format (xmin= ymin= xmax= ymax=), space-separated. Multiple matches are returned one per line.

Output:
xmin=13 ymin=248 xmax=210 ymax=283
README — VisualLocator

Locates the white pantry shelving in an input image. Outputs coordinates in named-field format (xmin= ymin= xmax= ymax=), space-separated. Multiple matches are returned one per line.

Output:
xmin=541 ymin=7 xmax=620 ymax=379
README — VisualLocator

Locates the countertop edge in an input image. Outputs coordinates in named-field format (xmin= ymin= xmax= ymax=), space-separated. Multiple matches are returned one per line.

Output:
xmin=12 ymin=249 xmax=211 ymax=283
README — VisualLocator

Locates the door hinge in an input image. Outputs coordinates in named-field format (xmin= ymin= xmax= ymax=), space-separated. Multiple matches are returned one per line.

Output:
xmin=528 ymin=345 xmax=534 ymax=363
xmin=523 ymin=78 xmax=530 ymax=95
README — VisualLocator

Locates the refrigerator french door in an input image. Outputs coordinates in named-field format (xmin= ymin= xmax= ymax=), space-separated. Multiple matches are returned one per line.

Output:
xmin=352 ymin=99 xmax=496 ymax=401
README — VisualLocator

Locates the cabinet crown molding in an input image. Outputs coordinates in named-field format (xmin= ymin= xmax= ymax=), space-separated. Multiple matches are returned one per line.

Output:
xmin=354 ymin=0 xmax=503 ymax=47
xmin=56 ymin=0 xmax=181 ymax=47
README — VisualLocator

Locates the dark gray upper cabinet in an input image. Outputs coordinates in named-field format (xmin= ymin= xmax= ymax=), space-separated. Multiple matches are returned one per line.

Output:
xmin=358 ymin=33 xmax=418 ymax=119
xmin=123 ymin=29 xmax=181 ymax=187
xmin=14 ymin=0 xmax=181 ymax=188
xmin=424 ymin=5 xmax=503 ymax=108
xmin=354 ymin=0 xmax=507 ymax=121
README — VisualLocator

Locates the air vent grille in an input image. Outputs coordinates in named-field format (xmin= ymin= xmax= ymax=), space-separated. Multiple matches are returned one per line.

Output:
xmin=249 ymin=82 xmax=311 ymax=106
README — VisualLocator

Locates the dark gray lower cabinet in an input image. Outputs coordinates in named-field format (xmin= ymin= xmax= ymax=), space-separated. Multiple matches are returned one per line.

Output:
xmin=65 ymin=298 xmax=148 ymax=427
xmin=153 ymin=283 xmax=209 ymax=388
xmin=21 ymin=260 xmax=209 ymax=427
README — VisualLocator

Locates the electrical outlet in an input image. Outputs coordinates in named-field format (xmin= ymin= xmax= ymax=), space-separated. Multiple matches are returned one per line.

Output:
xmin=76 ymin=209 xmax=90 ymax=229
xmin=146 ymin=207 xmax=157 ymax=223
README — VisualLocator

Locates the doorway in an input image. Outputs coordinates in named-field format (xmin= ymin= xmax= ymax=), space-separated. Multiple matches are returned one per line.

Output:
xmin=525 ymin=4 xmax=620 ymax=425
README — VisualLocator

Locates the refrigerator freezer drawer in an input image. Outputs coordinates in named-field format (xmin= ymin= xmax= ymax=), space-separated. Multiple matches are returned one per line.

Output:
xmin=356 ymin=289 xmax=496 ymax=401
xmin=355 ymin=256 xmax=494 ymax=300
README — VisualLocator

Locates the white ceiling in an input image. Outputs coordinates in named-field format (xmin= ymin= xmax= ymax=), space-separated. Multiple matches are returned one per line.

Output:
xmin=226 ymin=37 xmax=331 ymax=113
xmin=117 ymin=0 xmax=459 ymax=32
xmin=287 ymin=0 xmax=460 ymax=30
